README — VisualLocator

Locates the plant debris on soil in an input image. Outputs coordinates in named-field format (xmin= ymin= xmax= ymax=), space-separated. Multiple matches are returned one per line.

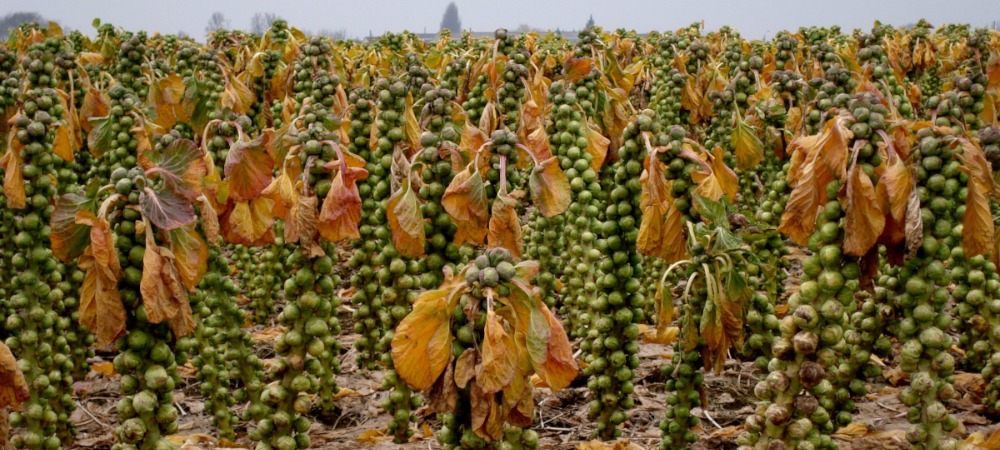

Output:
xmin=66 ymin=290 xmax=1000 ymax=450
xmin=56 ymin=227 xmax=1000 ymax=450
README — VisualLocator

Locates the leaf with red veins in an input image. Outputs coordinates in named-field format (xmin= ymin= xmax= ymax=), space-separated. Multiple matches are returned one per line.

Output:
xmin=225 ymin=136 xmax=275 ymax=202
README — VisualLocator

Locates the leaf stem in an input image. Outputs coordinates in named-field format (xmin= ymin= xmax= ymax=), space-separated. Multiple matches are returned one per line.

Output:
xmin=499 ymin=154 xmax=508 ymax=195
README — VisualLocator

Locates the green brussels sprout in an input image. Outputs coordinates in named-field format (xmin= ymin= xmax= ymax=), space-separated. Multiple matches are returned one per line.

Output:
xmin=120 ymin=418 xmax=147 ymax=444
xmin=144 ymin=365 xmax=169 ymax=390
xmin=131 ymin=391 xmax=157 ymax=416
xmin=156 ymin=405 xmax=178 ymax=425
xmin=117 ymin=398 xmax=137 ymax=420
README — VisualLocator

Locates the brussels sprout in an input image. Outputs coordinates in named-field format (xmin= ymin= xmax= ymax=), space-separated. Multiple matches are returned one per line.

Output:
xmin=144 ymin=365 xmax=168 ymax=390
xmin=765 ymin=404 xmax=791 ymax=427
xmin=870 ymin=123 xmax=971 ymax=450
xmin=119 ymin=418 xmax=147 ymax=444
xmin=117 ymin=398 xmax=137 ymax=420
xmin=11 ymin=21 xmax=997 ymax=450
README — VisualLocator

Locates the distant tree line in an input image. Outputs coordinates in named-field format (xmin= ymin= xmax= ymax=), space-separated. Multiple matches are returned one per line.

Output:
xmin=0 ymin=12 xmax=46 ymax=40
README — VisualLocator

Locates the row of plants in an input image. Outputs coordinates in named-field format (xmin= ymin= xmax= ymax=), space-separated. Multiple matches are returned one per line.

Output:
xmin=0 ymin=18 xmax=995 ymax=450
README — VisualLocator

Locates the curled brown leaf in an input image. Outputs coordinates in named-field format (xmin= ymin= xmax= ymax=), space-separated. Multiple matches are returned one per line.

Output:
xmin=318 ymin=166 xmax=368 ymax=243
xmin=0 ymin=342 xmax=29 ymax=411
xmin=839 ymin=163 xmax=885 ymax=257
xmin=487 ymin=192 xmax=523 ymax=259
xmin=963 ymin=178 xmax=994 ymax=259
xmin=476 ymin=311 xmax=517 ymax=393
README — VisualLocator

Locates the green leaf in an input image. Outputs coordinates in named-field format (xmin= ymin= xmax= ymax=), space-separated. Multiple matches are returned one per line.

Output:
xmin=692 ymin=222 xmax=712 ymax=240
xmin=525 ymin=304 xmax=551 ymax=368
xmin=504 ymin=281 xmax=549 ymax=370
xmin=92 ymin=18 xmax=101 ymax=28
xmin=692 ymin=193 xmax=728 ymax=228
xmin=512 ymin=261 xmax=539 ymax=285
xmin=656 ymin=278 xmax=675 ymax=330
xmin=98 ymin=41 xmax=114 ymax=60
xmin=700 ymin=297 xmax=720 ymax=337
xmin=732 ymin=112 xmax=763 ymax=171
xmin=724 ymin=270 xmax=753 ymax=307
xmin=699 ymin=293 xmax=727 ymax=373
xmin=759 ymin=262 xmax=776 ymax=278
xmin=184 ymin=81 xmax=212 ymax=133
xmin=681 ymin=304 xmax=700 ymax=352
xmin=713 ymin=228 xmax=743 ymax=253
xmin=739 ymin=231 xmax=768 ymax=246
xmin=87 ymin=116 xmax=115 ymax=158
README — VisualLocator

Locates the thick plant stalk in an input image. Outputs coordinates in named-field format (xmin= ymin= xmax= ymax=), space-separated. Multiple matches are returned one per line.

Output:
xmin=978 ymin=263 xmax=1000 ymax=414
xmin=4 ymin=34 xmax=82 ymax=450
xmin=414 ymin=85 xmax=465 ymax=290
xmin=744 ymin=66 xmax=802 ymax=227
xmin=112 ymin=321 xmax=182 ymax=450
xmin=659 ymin=271 xmax=705 ymax=450
xmin=89 ymin=32 xmax=193 ymax=450
xmin=249 ymin=35 xmax=345 ymax=450
xmin=402 ymin=52 xmax=429 ymax=98
xmin=247 ymin=49 xmax=282 ymax=130
xmin=496 ymin=54 xmax=528 ymax=132
xmin=905 ymin=128 xmax=970 ymax=446
xmin=636 ymin=255 xmax=666 ymax=327
xmin=660 ymin=200 xmax=756 ymax=450
xmin=63 ymin=263 xmax=95 ymax=382
xmin=740 ymin=233 xmax=786 ymax=366
xmin=955 ymin=255 xmax=1000 ymax=413
xmin=372 ymin=74 xmax=420 ymax=443
xmin=739 ymin=290 xmax=780 ymax=368
xmin=649 ymin=33 xmax=689 ymax=128
xmin=740 ymin=92 xmax=926 ymax=450
xmin=706 ymin=32 xmax=761 ymax=170
xmin=856 ymin=28 xmax=915 ymax=118
xmin=583 ymin=111 xmax=646 ymax=440
xmin=424 ymin=248 xmax=551 ymax=450
xmin=739 ymin=173 xmax=856 ymax=450
xmin=187 ymin=247 xmax=266 ymax=439
xmin=244 ymin=238 xmax=286 ymax=325
xmin=842 ymin=289 xmax=892 ymax=384
xmin=544 ymin=78 xmax=601 ymax=337
xmin=526 ymin=213 xmax=562 ymax=313
xmin=345 ymin=88 xmax=385 ymax=371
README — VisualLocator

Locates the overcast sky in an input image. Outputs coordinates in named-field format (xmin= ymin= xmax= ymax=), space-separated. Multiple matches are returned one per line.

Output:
xmin=8 ymin=0 xmax=999 ymax=41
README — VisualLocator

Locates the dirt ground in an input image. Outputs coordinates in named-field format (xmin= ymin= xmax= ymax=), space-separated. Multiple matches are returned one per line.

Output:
xmin=60 ymin=242 xmax=1000 ymax=450
xmin=66 ymin=315 xmax=1000 ymax=450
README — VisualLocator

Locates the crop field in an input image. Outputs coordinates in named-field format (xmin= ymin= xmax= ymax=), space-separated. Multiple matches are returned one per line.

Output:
xmin=0 ymin=17 xmax=998 ymax=450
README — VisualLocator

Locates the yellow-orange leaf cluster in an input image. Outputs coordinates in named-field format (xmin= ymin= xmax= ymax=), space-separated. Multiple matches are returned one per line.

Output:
xmin=442 ymin=167 xmax=489 ymax=246
xmin=76 ymin=211 xmax=126 ymax=347
xmin=637 ymin=151 xmax=686 ymax=263
xmin=778 ymin=117 xmax=853 ymax=245
xmin=959 ymin=139 xmax=996 ymax=258
xmin=487 ymin=192 xmax=524 ymax=259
